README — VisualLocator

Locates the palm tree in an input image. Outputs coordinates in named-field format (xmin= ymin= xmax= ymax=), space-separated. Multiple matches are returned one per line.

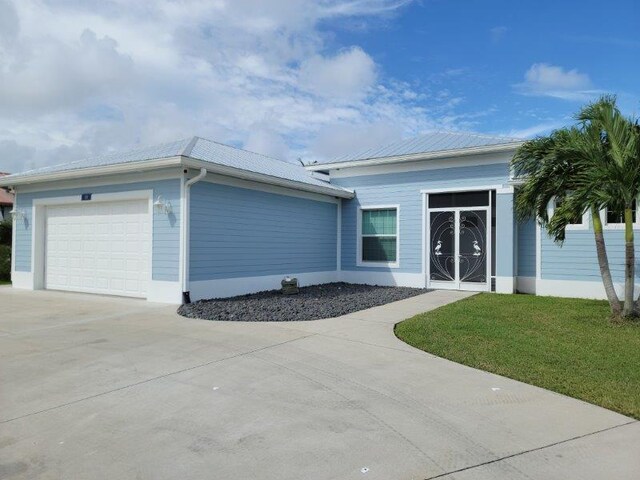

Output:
xmin=513 ymin=126 xmax=622 ymax=316
xmin=575 ymin=98 xmax=640 ymax=316
xmin=512 ymin=96 xmax=639 ymax=317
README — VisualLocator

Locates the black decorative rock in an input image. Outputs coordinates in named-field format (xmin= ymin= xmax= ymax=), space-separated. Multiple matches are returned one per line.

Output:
xmin=177 ymin=282 xmax=429 ymax=322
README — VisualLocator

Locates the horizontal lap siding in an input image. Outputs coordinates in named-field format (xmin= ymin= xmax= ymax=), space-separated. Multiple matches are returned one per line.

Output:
xmin=14 ymin=179 xmax=181 ymax=281
xmin=517 ymin=219 xmax=536 ymax=277
xmin=333 ymin=163 xmax=511 ymax=273
xmin=13 ymin=198 xmax=31 ymax=273
xmin=189 ymin=182 xmax=337 ymax=280
xmin=541 ymin=229 xmax=640 ymax=282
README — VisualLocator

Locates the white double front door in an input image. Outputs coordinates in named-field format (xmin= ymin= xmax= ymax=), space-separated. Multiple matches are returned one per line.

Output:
xmin=428 ymin=207 xmax=491 ymax=291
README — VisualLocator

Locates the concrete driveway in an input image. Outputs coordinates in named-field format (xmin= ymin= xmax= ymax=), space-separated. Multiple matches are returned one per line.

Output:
xmin=0 ymin=287 xmax=638 ymax=480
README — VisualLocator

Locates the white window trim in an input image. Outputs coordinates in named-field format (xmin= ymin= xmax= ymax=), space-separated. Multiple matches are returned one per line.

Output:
xmin=548 ymin=197 xmax=589 ymax=231
xmin=357 ymin=204 xmax=400 ymax=268
xmin=602 ymin=199 xmax=640 ymax=230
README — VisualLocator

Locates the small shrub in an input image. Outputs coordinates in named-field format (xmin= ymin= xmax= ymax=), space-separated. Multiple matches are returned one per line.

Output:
xmin=0 ymin=218 xmax=11 ymax=246
xmin=0 ymin=244 xmax=10 ymax=281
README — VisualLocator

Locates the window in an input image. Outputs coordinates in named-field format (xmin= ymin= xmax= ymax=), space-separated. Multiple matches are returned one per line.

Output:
xmin=554 ymin=197 xmax=584 ymax=225
xmin=429 ymin=191 xmax=490 ymax=208
xmin=606 ymin=200 xmax=637 ymax=225
xmin=360 ymin=208 xmax=398 ymax=264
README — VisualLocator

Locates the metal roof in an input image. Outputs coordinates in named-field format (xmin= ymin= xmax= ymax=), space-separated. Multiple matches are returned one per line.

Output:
xmin=6 ymin=138 xmax=193 ymax=178
xmin=0 ymin=137 xmax=351 ymax=196
xmin=313 ymin=131 xmax=523 ymax=165
xmin=187 ymin=137 xmax=345 ymax=192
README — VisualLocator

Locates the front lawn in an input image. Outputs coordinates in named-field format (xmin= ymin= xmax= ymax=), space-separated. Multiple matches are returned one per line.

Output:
xmin=395 ymin=294 xmax=640 ymax=419
xmin=0 ymin=280 xmax=10 ymax=285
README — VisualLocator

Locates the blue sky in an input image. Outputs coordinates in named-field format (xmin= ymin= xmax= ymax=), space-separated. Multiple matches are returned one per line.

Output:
xmin=0 ymin=0 xmax=638 ymax=172
xmin=332 ymin=0 xmax=640 ymax=137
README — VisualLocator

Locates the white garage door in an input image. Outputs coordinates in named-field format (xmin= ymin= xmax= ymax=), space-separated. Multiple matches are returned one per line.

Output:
xmin=45 ymin=200 xmax=151 ymax=298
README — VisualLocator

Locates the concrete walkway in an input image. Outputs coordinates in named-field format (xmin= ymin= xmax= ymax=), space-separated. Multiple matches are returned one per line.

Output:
xmin=0 ymin=287 xmax=638 ymax=479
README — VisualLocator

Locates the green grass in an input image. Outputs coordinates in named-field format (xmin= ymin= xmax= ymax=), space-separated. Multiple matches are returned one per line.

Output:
xmin=395 ymin=294 xmax=640 ymax=419
xmin=0 ymin=280 xmax=10 ymax=285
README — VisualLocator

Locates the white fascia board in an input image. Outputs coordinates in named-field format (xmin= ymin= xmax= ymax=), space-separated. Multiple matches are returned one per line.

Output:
xmin=181 ymin=157 xmax=354 ymax=199
xmin=305 ymin=143 xmax=524 ymax=172
xmin=0 ymin=157 xmax=183 ymax=187
xmin=14 ymin=168 xmax=181 ymax=194
xmin=0 ymin=155 xmax=355 ymax=199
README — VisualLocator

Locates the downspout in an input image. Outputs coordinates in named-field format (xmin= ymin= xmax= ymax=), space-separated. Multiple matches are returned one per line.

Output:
xmin=181 ymin=167 xmax=207 ymax=304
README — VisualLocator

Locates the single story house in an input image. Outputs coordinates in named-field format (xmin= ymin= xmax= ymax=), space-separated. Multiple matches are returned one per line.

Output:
xmin=0 ymin=132 xmax=634 ymax=303
xmin=0 ymin=173 xmax=14 ymax=221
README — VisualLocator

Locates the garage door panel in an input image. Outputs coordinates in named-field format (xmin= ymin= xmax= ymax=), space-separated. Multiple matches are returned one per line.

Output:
xmin=45 ymin=199 xmax=150 ymax=298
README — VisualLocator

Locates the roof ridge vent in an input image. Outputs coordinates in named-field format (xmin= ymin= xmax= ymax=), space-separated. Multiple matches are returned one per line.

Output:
xmin=181 ymin=136 xmax=200 ymax=158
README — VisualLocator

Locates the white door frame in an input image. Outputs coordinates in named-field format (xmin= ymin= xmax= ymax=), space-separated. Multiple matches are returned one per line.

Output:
xmin=425 ymin=201 xmax=492 ymax=292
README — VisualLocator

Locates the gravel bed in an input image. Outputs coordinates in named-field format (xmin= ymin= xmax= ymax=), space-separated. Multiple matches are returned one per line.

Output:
xmin=178 ymin=282 xmax=429 ymax=322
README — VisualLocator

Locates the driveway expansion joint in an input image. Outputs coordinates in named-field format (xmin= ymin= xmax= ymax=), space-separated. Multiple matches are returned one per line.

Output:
xmin=3 ymin=289 xmax=637 ymax=480
xmin=422 ymin=420 xmax=638 ymax=479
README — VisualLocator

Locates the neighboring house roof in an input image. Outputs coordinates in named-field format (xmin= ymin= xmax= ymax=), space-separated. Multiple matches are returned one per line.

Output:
xmin=0 ymin=137 xmax=353 ymax=198
xmin=0 ymin=174 xmax=14 ymax=205
xmin=0 ymin=190 xmax=13 ymax=205
xmin=306 ymin=131 xmax=524 ymax=170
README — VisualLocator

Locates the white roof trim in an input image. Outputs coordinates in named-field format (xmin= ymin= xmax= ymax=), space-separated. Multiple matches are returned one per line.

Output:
xmin=0 ymin=154 xmax=354 ymax=199
xmin=305 ymin=142 xmax=524 ymax=171
xmin=181 ymin=157 xmax=354 ymax=199
xmin=0 ymin=156 xmax=183 ymax=187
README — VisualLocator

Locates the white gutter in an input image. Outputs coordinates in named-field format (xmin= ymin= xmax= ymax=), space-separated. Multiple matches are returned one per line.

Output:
xmin=305 ymin=142 xmax=524 ymax=171
xmin=181 ymin=167 xmax=207 ymax=303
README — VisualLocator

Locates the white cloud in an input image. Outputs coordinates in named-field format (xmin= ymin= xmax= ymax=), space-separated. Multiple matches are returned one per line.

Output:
xmin=502 ymin=121 xmax=566 ymax=139
xmin=0 ymin=0 xmax=19 ymax=46
xmin=0 ymin=140 xmax=35 ymax=173
xmin=299 ymin=47 xmax=377 ymax=100
xmin=244 ymin=124 xmax=291 ymax=160
xmin=310 ymin=122 xmax=403 ymax=159
xmin=514 ymin=63 xmax=600 ymax=101
xmin=0 ymin=0 xmax=479 ymax=172
xmin=0 ymin=28 xmax=133 ymax=114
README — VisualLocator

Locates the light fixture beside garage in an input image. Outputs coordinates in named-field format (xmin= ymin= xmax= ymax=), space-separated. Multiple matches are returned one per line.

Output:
xmin=9 ymin=208 xmax=25 ymax=220
xmin=153 ymin=195 xmax=172 ymax=214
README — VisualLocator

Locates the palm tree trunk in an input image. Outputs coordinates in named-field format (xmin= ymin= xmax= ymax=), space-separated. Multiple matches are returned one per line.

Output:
xmin=592 ymin=207 xmax=622 ymax=316
xmin=623 ymin=207 xmax=635 ymax=317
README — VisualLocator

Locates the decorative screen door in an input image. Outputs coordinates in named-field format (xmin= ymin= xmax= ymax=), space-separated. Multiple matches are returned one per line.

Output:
xmin=428 ymin=208 xmax=490 ymax=291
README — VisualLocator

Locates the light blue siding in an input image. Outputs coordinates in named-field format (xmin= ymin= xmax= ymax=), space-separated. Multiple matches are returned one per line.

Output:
xmin=541 ymin=227 xmax=640 ymax=283
xmin=14 ymin=179 xmax=181 ymax=281
xmin=333 ymin=163 xmax=511 ymax=273
xmin=189 ymin=182 xmax=337 ymax=280
xmin=517 ymin=219 xmax=537 ymax=277
xmin=495 ymin=193 xmax=515 ymax=277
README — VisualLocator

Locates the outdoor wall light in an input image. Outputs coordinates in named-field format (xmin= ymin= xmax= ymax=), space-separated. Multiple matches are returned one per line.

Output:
xmin=153 ymin=196 xmax=172 ymax=214
xmin=9 ymin=208 xmax=25 ymax=220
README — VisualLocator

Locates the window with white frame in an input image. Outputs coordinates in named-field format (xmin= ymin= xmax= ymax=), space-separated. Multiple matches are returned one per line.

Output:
xmin=553 ymin=197 xmax=585 ymax=226
xmin=606 ymin=200 xmax=637 ymax=225
xmin=360 ymin=208 xmax=398 ymax=263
